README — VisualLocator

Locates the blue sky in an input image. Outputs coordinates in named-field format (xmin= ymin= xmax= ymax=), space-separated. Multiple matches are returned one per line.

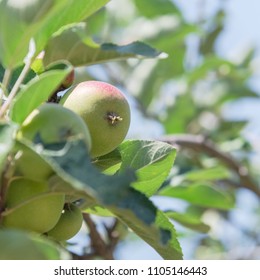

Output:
xmin=174 ymin=0 xmax=260 ymax=58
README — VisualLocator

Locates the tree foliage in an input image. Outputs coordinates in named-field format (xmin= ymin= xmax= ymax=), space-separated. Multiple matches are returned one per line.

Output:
xmin=0 ymin=0 xmax=259 ymax=260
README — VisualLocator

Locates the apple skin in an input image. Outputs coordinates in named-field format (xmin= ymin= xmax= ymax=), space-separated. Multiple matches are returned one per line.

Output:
xmin=2 ymin=178 xmax=65 ymax=233
xmin=46 ymin=203 xmax=83 ymax=241
xmin=18 ymin=103 xmax=91 ymax=152
xmin=60 ymin=81 xmax=131 ymax=158
xmin=14 ymin=143 xmax=53 ymax=181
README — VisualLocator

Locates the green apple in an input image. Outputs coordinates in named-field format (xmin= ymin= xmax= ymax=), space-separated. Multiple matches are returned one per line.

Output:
xmin=14 ymin=143 xmax=53 ymax=181
xmin=46 ymin=203 xmax=83 ymax=241
xmin=18 ymin=103 xmax=91 ymax=152
xmin=60 ymin=81 xmax=131 ymax=158
xmin=2 ymin=178 xmax=65 ymax=233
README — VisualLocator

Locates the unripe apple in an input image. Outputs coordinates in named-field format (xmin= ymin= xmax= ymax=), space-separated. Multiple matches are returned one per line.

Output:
xmin=14 ymin=143 xmax=53 ymax=181
xmin=2 ymin=178 xmax=65 ymax=233
xmin=46 ymin=203 xmax=83 ymax=241
xmin=18 ymin=103 xmax=91 ymax=152
xmin=60 ymin=81 xmax=131 ymax=158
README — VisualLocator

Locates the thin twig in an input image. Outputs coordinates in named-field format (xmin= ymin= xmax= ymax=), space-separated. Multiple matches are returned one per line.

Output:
xmin=0 ymin=59 xmax=32 ymax=119
xmin=2 ymin=68 xmax=12 ymax=91
xmin=160 ymin=134 xmax=260 ymax=197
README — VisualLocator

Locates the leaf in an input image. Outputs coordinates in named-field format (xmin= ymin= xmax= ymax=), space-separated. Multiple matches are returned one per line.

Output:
xmin=119 ymin=140 xmax=177 ymax=196
xmin=9 ymin=62 xmax=72 ymax=124
xmin=34 ymin=0 xmax=110 ymax=53
xmin=133 ymin=23 xmax=198 ymax=108
xmin=163 ymin=93 xmax=198 ymax=134
xmin=184 ymin=166 xmax=230 ymax=181
xmin=0 ymin=122 xmax=18 ymax=172
xmin=0 ymin=0 xmax=55 ymax=68
xmin=43 ymin=24 xmax=162 ymax=67
xmin=114 ymin=208 xmax=183 ymax=260
xmin=160 ymin=183 xmax=235 ymax=210
xmin=0 ymin=229 xmax=70 ymax=260
xmin=133 ymin=0 xmax=181 ymax=18
xmin=186 ymin=56 xmax=233 ymax=85
xmin=93 ymin=148 xmax=122 ymax=174
xmin=0 ymin=0 xmax=109 ymax=68
xmin=1 ymin=63 xmax=37 ymax=93
xmin=86 ymin=206 xmax=184 ymax=260
xmin=29 ymin=138 xmax=182 ymax=259
xmin=165 ymin=211 xmax=210 ymax=233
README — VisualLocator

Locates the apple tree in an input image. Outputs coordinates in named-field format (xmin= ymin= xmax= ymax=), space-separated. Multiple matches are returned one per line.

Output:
xmin=0 ymin=0 xmax=259 ymax=260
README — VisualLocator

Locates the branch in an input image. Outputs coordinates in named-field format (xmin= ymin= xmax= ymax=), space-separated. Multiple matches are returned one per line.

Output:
xmin=72 ymin=213 xmax=118 ymax=260
xmin=71 ymin=214 xmax=122 ymax=260
xmin=104 ymin=219 xmax=120 ymax=252
xmin=160 ymin=134 xmax=260 ymax=197
xmin=0 ymin=59 xmax=32 ymax=119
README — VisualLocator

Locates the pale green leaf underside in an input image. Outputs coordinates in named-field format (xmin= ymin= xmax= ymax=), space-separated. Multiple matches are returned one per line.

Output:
xmin=43 ymin=24 xmax=162 ymax=67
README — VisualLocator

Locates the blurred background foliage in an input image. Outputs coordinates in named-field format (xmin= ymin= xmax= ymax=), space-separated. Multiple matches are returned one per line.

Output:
xmin=70 ymin=0 xmax=260 ymax=259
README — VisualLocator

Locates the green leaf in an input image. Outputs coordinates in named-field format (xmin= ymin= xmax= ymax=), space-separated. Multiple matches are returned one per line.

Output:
xmin=0 ymin=0 xmax=55 ymax=68
xmin=119 ymin=140 xmax=177 ymax=196
xmin=184 ymin=166 xmax=230 ymax=181
xmin=43 ymin=24 xmax=162 ymax=67
xmin=163 ymin=93 xmax=197 ymax=133
xmin=186 ymin=56 xmax=234 ymax=85
xmin=84 ymin=205 xmax=113 ymax=217
xmin=133 ymin=0 xmax=180 ymax=18
xmin=10 ymin=62 xmax=72 ymax=124
xmin=1 ymin=63 xmax=37 ymax=93
xmin=114 ymin=208 xmax=183 ymax=260
xmin=165 ymin=211 xmax=210 ymax=233
xmin=0 ymin=122 xmax=18 ymax=172
xmin=0 ymin=0 xmax=109 ymax=68
xmin=0 ymin=229 xmax=70 ymax=260
xmin=160 ymin=183 xmax=235 ymax=210
xmin=93 ymin=148 xmax=122 ymax=174
xmin=35 ymin=0 xmax=110 ymax=53
xmin=134 ymin=23 xmax=198 ymax=108
xmin=86 ymin=207 xmax=184 ymax=259
xmin=41 ymin=140 xmax=159 ymax=222
xmin=31 ymin=138 xmax=182 ymax=259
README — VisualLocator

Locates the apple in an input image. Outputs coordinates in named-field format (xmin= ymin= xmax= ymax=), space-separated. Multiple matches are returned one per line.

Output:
xmin=18 ymin=103 xmax=91 ymax=152
xmin=14 ymin=143 xmax=53 ymax=181
xmin=2 ymin=178 xmax=65 ymax=233
xmin=60 ymin=81 xmax=131 ymax=158
xmin=46 ymin=203 xmax=83 ymax=241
